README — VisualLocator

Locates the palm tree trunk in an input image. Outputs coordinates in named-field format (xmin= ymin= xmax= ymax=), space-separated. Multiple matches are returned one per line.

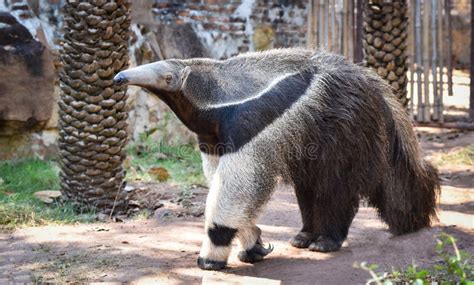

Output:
xmin=58 ymin=0 xmax=131 ymax=215
xmin=363 ymin=0 xmax=409 ymax=106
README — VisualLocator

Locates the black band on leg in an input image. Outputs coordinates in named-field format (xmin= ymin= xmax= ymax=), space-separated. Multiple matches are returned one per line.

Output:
xmin=197 ymin=257 xmax=227 ymax=270
xmin=208 ymin=223 xmax=238 ymax=246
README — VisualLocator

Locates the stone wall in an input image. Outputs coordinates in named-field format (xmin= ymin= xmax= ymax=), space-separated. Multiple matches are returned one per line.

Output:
xmin=149 ymin=0 xmax=307 ymax=59
xmin=0 ymin=0 xmax=61 ymax=160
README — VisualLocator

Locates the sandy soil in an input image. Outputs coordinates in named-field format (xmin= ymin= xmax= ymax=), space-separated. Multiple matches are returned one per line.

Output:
xmin=0 ymin=129 xmax=472 ymax=284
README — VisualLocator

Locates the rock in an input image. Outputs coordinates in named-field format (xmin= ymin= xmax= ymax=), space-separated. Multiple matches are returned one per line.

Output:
xmin=156 ymin=152 xmax=168 ymax=160
xmin=153 ymin=201 xmax=164 ymax=210
xmin=124 ymin=185 xmax=135 ymax=192
xmin=154 ymin=208 xmax=172 ymax=219
xmin=128 ymin=200 xmax=142 ymax=207
xmin=113 ymin=215 xmax=128 ymax=222
xmin=0 ymin=11 xmax=55 ymax=136
xmin=154 ymin=23 xmax=210 ymax=59
xmin=184 ymin=204 xmax=205 ymax=217
xmin=33 ymin=190 xmax=62 ymax=204
xmin=96 ymin=213 xmax=110 ymax=222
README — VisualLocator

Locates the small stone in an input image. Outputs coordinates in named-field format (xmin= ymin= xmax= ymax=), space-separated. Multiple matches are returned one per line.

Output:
xmin=153 ymin=202 xmax=164 ymax=210
xmin=34 ymin=191 xmax=62 ymax=204
xmin=154 ymin=208 xmax=172 ymax=219
xmin=124 ymin=185 xmax=135 ymax=192
xmin=96 ymin=213 xmax=110 ymax=222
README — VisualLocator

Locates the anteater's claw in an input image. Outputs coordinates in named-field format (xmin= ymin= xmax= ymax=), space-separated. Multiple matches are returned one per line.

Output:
xmin=237 ymin=239 xmax=274 ymax=263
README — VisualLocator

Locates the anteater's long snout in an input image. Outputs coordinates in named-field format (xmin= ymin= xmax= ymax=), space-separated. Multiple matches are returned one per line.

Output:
xmin=113 ymin=62 xmax=165 ymax=87
xmin=113 ymin=72 xmax=129 ymax=86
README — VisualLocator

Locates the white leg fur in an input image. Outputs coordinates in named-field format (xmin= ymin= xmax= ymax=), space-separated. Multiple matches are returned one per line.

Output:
xmin=201 ymin=152 xmax=219 ymax=184
xmin=198 ymin=171 xmax=235 ymax=263
xmin=237 ymin=225 xmax=261 ymax=251
xmin=198 ymin=152 xmax=276 ymax=267
xmin=199 ymin=236 xmax=233 ymax=262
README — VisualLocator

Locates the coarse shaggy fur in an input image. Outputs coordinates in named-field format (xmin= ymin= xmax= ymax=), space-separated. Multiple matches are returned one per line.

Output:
xmin=115 ymin=48 xmax=440 ymax=270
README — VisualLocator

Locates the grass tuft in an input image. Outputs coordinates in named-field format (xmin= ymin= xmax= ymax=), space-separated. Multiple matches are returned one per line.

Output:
xmin=436 ymin=144 xmax=474 ymax=166
xmin=0 ymin=135 xmax=205 ymax=230
xmin=126 ymin=135 xmax=205 ymax=186
xmin=0 ymin=159 xmax=95 ymax=230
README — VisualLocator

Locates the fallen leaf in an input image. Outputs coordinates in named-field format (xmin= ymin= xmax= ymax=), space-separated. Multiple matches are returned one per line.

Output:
xmin=148 ymin=166 xmax=170 ymax=182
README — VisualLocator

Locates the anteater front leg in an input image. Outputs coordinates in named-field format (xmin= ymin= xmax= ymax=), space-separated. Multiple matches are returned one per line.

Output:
xmin=236 ymin=225 xmax=273 ymax=263
xmin=197 ymin=159 xmax=275 ymax=270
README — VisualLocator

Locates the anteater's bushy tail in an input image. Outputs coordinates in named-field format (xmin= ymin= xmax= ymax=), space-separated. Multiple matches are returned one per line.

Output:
xmin=372 ymin=95 xmax=440 ymax=235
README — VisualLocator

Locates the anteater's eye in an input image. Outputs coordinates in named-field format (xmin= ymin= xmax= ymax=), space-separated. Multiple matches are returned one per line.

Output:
xmin=165 ymin=74 xmax=173 ymax=84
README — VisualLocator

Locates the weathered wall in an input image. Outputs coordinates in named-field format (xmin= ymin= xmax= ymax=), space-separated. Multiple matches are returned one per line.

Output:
xmin=150 ymin=0 xmax=307 ymax=59
xmin=0 ymin=0 xmax=61 ymax=160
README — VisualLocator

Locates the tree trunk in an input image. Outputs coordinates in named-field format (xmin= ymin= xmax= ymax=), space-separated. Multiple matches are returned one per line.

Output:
xmin=363 ymin=0 xmax=409 ymax=106
xmin=354 ymin=0 xmax=364 ymax=63
xmin=58 ymin=0 xmax=131 ymax=215
xmin=470 ymin=0 xmax=474 ymax=121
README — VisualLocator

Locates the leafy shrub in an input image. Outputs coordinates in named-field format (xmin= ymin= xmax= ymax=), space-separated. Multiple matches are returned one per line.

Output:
xmin=355 ymin=233 xmax=473 ymax=284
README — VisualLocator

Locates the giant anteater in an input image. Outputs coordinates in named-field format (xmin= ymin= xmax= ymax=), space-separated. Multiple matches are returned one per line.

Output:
xmin=114 ymin=48 xmax=439 ymax=270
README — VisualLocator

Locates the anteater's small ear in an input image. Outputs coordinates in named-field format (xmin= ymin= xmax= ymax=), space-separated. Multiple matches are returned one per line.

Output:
xmin=179 ymin=66 xmax=192 ymax=89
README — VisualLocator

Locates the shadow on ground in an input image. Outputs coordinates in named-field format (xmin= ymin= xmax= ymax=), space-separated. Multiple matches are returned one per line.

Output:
xmin=0 ymin=184 xmax=472 ymax=284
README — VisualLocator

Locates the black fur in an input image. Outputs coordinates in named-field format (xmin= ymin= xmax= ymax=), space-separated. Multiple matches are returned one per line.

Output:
xmin=308 ymin=236 xmax=342 ymax=252
xmin=208 ymin=223 xmax=238 ymax=246
xmin=198 ymin=70 xmax=314 ymax=155
xmin=237 ymin=240 xmax=274 ymax=264
xmin=197 ymin=257 xmax=226 ymax=270
xmin=289 ymin=231 xmax=314 ymax=248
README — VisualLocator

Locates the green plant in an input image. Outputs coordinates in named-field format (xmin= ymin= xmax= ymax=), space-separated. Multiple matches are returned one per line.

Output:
xmin=126 ymin=132 xmax=205 ymax=186
xmin=434 ymin=233 xmax=473 ymax=284
xmin=0 ymin=159 xmax=95 ymax=230
xmin=435 ymin=144 xmax=474 ymax=166
xmin=130 ymin=209 xmax=152 ymax=221
xmin=355 ymin=233 xmax=473 ymax=284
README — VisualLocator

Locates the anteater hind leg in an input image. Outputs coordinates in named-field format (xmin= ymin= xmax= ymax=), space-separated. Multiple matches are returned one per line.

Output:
xmin=198 ymin=159 xmax=275 ymax=270
xmin=290 ymin=185 xmax=316 ymax=248
xmin=309 ymin=191 xmax=359 ymax=252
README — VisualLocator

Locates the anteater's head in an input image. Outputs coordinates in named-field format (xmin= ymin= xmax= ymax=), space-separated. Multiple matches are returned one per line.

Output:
xmin=113 ymin=60 xmax=191 ymax=94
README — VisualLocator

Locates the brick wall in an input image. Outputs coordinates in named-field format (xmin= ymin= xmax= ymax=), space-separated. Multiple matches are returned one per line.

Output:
xmin=151 ymin=0 xmax=308 ymax=59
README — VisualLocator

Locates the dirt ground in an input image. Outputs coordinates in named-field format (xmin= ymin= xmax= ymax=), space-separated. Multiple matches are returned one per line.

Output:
xmin=0 ymin=128 xmax=472 ymax=284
